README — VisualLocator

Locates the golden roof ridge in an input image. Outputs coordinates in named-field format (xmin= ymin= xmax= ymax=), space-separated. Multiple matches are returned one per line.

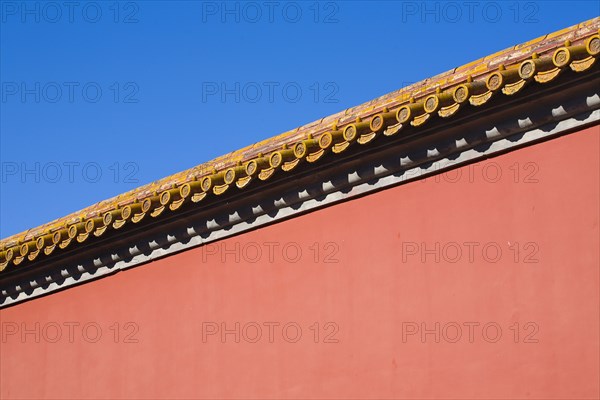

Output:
xmin=1 ymin=18 xmax=598 ymax=271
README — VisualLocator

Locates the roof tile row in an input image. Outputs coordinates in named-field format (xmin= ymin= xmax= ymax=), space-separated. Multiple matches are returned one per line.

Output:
xmin=1 ymin=18 xmax=598 ymax=272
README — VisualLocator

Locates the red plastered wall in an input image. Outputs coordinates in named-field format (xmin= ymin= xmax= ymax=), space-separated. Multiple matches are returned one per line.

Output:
xmin=1 ymin=125 xmax=599 ymax=399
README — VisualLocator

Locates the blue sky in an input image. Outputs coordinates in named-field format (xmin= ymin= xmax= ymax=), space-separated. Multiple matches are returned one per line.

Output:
xmin=1 ymin=0 xmax=598 ymax=238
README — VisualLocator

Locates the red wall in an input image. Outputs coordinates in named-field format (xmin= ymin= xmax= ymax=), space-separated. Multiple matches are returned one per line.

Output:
xmin=2 ymin=126 xmax=599 ymax=399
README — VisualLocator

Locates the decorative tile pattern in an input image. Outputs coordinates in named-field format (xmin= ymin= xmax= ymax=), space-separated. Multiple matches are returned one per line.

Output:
xmin=1 ymin=18 xmax=598 ymax=272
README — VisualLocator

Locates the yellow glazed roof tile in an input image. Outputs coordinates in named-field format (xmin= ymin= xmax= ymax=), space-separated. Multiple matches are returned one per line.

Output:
xmin=1 ymin=17 xmax=599 ymax=271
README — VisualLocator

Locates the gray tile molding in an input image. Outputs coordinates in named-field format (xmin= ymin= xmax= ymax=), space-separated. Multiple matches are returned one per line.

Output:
xmin=1 ymin=72 xmax=599 ymax=308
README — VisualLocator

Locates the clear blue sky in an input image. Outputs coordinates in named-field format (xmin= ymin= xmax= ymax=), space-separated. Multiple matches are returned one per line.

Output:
xmin=1 ymin=1 xmax=598 ymax=238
